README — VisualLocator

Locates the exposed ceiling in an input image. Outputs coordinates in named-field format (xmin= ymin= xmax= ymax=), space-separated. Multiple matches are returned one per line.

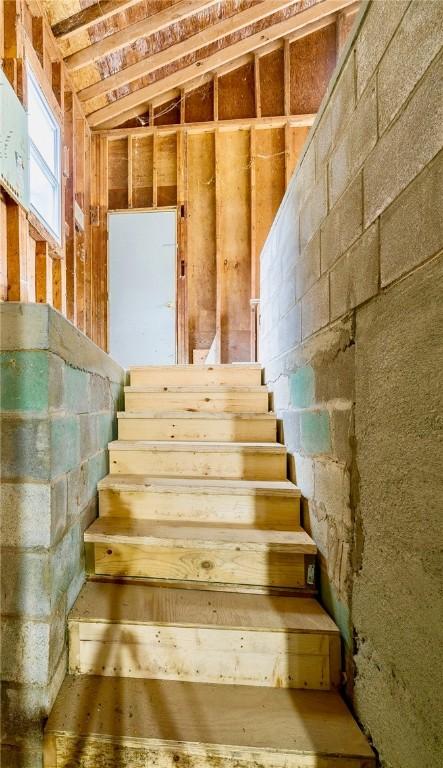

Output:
xmin=41 ymin=0 xmax=358 ymax=129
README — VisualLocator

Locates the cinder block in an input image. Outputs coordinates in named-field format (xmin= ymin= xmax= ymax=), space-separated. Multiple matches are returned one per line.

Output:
xmin=327 ymin=524 xmax=350 ymax=596
xmin=0 ymin=417 xmax=50 ymax=481
xmin=87 ymin=450 xmax=108 ymax=499
xmin=312 ymin=328 xmax=355 ymax=403
xmin=0 ymin=352 xmax=49 ymax=412
xmin=0 ymin=304 xmax=49 ymax=352
xmin=79 ymin=413 xmax=99 ymax=461
xmin=320 ymin=173 xmax=363 ymax=273
xmin=50 ymin=416 xmax=80 ymax=478
xmin=50 ymin=476 xmax=68 ymax=545
xmin=63 ymin=365 xmax=90 ymax=414
xmin=299 ymin=173 xmax=327 ymax=250
xmin=364 ymin=51 xmax=443 ymax=226
xmin=0 ymin=483 xmax=51 ymax=548
xmin=67 ymin=461 xmax=89 ymax=523
xmin=48 ymin=353 xmax=64 ymax=411
xmin=330 ymin=222 xmax=379 ymax=320
xmin=280 ymin=410 xmax=301 ymax=454
xmin=378 ymin=0 xmax=443 ymax=133
xmin=290 ymin=365 xmax=315 ymax=408
xmin=300 ymin=410 xmax=331 ymax=455
xmin=301 ymin=274 xmax=329 ymax=339
xmin=380 ymin=150 xmax=443 ymax=287
xmin=1 ymin=550 xmax=52 ymax=618
xmin=89 ymin=373 xmax=112 ymax=412
xmin=296 ymin=141 xmax=316 ymax=201
xmin=329 ymin=76 xmax=377 ymax=206
xmin=329 ymin=53 xmax=356 ymax=150
xmin=314 ymin=460 xmax=351 ymax=527
xmin=294 ymin=453 xmax=314 ymax=498
xmin=278 ymin=265 xmax=296 ymax=320
xmin=302 ymin=498 xmax=327 ymax=559
xmin=296 ymin=231 xmax=321 ymax=300
xmin=110 ymin=381 xmax=125 ymax=411
xmin=330 ymin=407 xmax=354 ymax=467
xmin=355 ymin=0 xmax=409 ymax=97
xmin=277 ymin=302 xmax=301 ymax=356
xmin=0 ymin=619 xmax=50 ymax=685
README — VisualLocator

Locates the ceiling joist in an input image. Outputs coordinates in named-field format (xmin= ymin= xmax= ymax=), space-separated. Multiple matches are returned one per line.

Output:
xmin=88 ymin=0 xmax=355 ymax=129
xmin=51 ymin=0 xmax=141 ymax=41
xmin=65 ymin=0 xmax=220 ymax=71
xmin=77 ymin=0 xmax=298 ymax=104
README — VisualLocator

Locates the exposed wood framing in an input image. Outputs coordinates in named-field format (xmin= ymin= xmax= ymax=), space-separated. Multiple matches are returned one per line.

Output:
xmin=87 ymin=0 xmax=351 ymax=128
xmin=65 ymin=0 xmax=221 ymax=71
xmin=51 ymin=0 xmax=141 ymax=41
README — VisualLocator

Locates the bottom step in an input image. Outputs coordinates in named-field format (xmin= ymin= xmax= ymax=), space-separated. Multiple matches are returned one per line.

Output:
xmin=44 ymin=677 xmax=374 ymax=768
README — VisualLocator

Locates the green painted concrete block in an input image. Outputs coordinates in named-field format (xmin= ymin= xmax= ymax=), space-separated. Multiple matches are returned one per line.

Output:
xmin=64 ymin=366 xmax=89 ymax=414
xmin=50 ymin=416 xmax=80 ymax=477
xmin=88 ymin=451 xmax=108 ymax=498
xmin=0 ymin=352 xmax=49 ymax=412
xmin=0 ymin=418 xmax=50 ymax=480
xmin=97 ymin=412 xmax=115 ymax=447
xmin=300 ymin=410 xmax=331 ymax=454
xmin=290 ymin=365 xmax=315 ymax=408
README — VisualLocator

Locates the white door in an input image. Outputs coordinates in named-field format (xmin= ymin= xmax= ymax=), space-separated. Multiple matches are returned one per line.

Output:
xmin=108 ymin=210 xmax=177 ymax=368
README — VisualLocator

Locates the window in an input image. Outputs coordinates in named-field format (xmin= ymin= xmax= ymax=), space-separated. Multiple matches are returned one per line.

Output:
xmin=27 ymin=68 xmax=61 ymax=243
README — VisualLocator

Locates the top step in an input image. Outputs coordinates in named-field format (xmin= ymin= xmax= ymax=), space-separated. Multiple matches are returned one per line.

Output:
xmin=129 ymin=364 xmax=262 ymax=388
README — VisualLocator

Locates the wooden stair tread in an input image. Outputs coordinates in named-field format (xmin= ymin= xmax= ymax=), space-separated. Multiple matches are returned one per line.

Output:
xmin=69 ymin=580 xmax=337 ymax=633
xmin=98 ymin=474 xmax=300 ymax=497
xmin=85 ymin=517 xmax=316 ymax=553
xmin=109 ymin=440 xmax=285 ymax=453
xmin=130 ymin=364 xmax=262 ymax=371
xmin=45 ymin=676 xmax=374 ymax=761
xmin=125 ymin=384 xmax=267 ymax=392
xmin=117 ymin=410 xmax=276 ymax=419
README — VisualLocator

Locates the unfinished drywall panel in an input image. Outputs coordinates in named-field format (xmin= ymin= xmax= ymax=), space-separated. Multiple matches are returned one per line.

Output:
xmin=353 ymin=256 xmax=443 ymax=768
xmin=107 ymin=137 xmax=128 ymax=209
xmin=132 ymin=135 xmax=154 ymax=208
xmin=260 ymin=47 xmax=285 ymax=117
xmin=290 ymin=23 xmax=337 ymax=114
xmin=216 ymin=129 xmax=251 ymax=362
xmin=186 ymin=132 xmax=216 ymax=356
xmin=218 ymin=62 xmax=255 ymax=121
xmin=157 ymin=133 xmax=178 ymax=207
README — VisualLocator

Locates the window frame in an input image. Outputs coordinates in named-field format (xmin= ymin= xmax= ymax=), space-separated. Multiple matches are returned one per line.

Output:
xmin=27 ymin=67 xmax=62 ymax=244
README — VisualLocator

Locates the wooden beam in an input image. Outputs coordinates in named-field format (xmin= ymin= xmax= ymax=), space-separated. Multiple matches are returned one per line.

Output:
xmin=99 ymin=113 xmax=316 ymax=139
xmin=254 ymin=54 xmax=261 ymax=119
xmin=283 ymin=38 xmax=290 ymax=116
xmin=78 ymin=0 xmax=297 ymax=102
xmin=35 ymin=240 xmax=49 ymax=303
xmin=51 ymin=0 xmax=141 ymax=41
xmin=88 ymin=0 xmax=355 ymax=128
xmin=65 ymin=0 xmax=220 ymax=72
xmin=6 ymin=202 xmax=28 ymax=301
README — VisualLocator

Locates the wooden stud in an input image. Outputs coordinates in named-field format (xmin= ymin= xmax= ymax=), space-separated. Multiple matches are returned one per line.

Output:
xmin=213 ymin=75 xmax=219 ymax=122
xmin=283 ymin=38 xmax=290 ymax=116
xmin=51 ymin=60 xmax=64 ymax=109
xmin=6 ymin=202 xmax=28 ymax=301
xmin=52 ymin=256 xmax=67 ymax=314
xmin=35 ymin=240 xmax=49 ymax=303
xmin=214 ymin=128 xmax=222 ymax=362
xmin=51 ymin=0 xmax=141 ymax=40
xmin=0 ymin=193 xmax=7 ymax=301
xmin=254 ymin=54 xmax=261 ymax=118
xmin=64 ymin=90 xmax=76 ymax=323
xmin=250 ymin=127 xmax=257 ymax=361
xmin=128 ymin=136 xmax=133 ymax=208
xmin=152 ymin=130 xmax=158 ymax=208
xmin=31 ymin=15 xmax=44 ymax=67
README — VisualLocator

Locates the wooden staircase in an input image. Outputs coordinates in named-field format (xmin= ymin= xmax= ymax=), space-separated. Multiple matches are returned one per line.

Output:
xmin=44 ymin=364 xmax=374 ymax=768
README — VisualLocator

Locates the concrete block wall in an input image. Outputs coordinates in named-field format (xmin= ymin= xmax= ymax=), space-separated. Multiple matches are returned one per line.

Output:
xmin=0 ymin=303 xmax=125 ymax=767
xmin=260 ymin=2 xmax=443 ymax=766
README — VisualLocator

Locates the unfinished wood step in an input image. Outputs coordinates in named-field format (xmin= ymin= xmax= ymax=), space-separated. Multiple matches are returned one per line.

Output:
xmin=124 ymin=385 xmax=269 ymax=413
xmin=84 ymin=518 xmax=317 ymax=590
xmin=108 ymin=440 xmax=287 ymax=480
xmin=98 ymin=475 xmax=301 ymax=528
xmin=68 ymin=581 xmax=340 ymax=690
xmin=130 ymin=363 xmax=262 ymax=387
xmin=117 ymin=410 xmax=277 ymax=442
xmin=44 ymin=677 xmax=375 ymax=768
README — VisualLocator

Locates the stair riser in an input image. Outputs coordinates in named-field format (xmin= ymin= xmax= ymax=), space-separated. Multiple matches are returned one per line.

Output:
xmin=45 ymin=735 xmax=374 ymax=768
xmin=109 ymin=449 xmax=287 ymax=480
xmin=99 ymin=489 xmax=300 ymax=527
xmin=125 ymin=391 xmax=269 ymax=413
xmin=118 ymin=417 xmax=277 ymax=442
xmin=69 ymin=621 xmax=339 ymax=690
xmin=90 ymin=542 xmax=313 ymax=589
xmin=130 ymin=368 xmax=262 ymax=387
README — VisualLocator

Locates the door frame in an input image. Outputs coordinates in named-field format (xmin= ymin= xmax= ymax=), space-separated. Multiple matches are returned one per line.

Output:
xmin=106 ymin=205 xmax=188 ymax=364
xmin=107 ymin=207 xmax=182 ymax=364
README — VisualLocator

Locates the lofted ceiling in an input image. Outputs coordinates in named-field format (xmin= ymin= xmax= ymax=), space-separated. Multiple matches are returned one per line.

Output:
xmin=41 ymin=0 xmax=358 ymax=129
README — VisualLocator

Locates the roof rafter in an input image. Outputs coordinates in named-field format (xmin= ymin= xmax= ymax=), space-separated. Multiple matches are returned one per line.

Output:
xmin=51 ymin=0 xmax=141 ymax=40
xmin=89 ymin=0 xmax=356 ymax=129
xmin=78 ymin=0 xmax=298 ymax=103
xmin=65 ymin=0 xmax=220 ymax=71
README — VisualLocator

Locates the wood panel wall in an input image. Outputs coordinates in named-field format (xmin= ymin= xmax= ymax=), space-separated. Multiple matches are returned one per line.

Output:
xmin=0 ymin=0 xmax=105 ymax=348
